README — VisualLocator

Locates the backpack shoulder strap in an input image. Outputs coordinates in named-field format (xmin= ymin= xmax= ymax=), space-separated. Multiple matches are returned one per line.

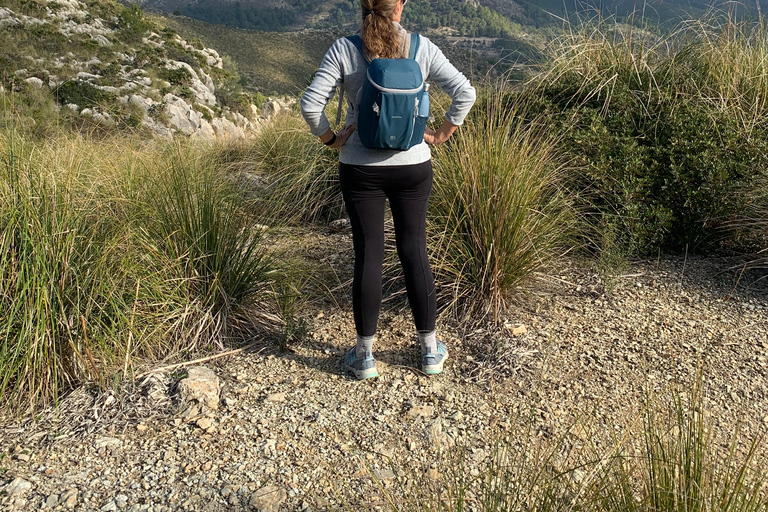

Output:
xmin=346 ymin=35 xmax=369 ymax=63
xmin=408 ymin=33 xmax=420 ymax=60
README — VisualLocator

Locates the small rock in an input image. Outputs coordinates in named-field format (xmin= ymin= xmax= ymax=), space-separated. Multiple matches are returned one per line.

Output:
xmin=94 ymin=437 xmax=122 ymax=451
xmin=426 ymin=468 xmax=441 ymax=481
xmin=249 ymin=485 xmax=286 ymax=511
xmin=196 ymin=417 xmax=213 ymax=430
xmin=45 ymin=494 xmax=59 ymax=508
xmin=449 ymin=411 xmax=464 ymax=421
xmin=61 ymin=489 xmax=78 ymax=508
xmin=5 ymin=477 xmax=33 ymax=496
xmin=374 ymin=469 xmax=396 ymax=484
xmin=505 ymin=323 xmax=527 ymax=336
xmin=100 ymin=500 xmax=117 ymax=511
xmin=136 ymin=424 xmax=148 ymax=432
xmin=266 ymin=392 xmax=286 ymax=403
xmin=115 ymin=494 xmax=128 ymax=508
xmin=407 ymin=405 xmax=434 ymax=419
xmin=178 ymin=366 xmax=220 ymax=410
xmin=24 ymin=77 xmax=44 ymax=88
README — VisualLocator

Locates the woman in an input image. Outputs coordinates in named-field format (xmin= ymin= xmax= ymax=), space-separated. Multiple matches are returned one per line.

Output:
xmin=300 ymin=0 xmax=476 ymax=380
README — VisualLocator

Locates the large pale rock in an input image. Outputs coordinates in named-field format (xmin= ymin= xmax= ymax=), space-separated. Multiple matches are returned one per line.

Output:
xmin=178 ymin=366 xmax=220 ymax=410
xmin=128 ymin=94 xmax=156 ymax=113
xmin=92 ymin=34 xmax=110 ymax=46
xmin=164 ymin=94 xmax=203 ymax=135
xmin=166 ymin=61 xmax=216 ymax=106
xmin=192 ymin=119 xmax=215 ymax=138
xmin=211 ymin=117 xmax=245 ymax=139
xmin=249 ymin=485 xmax=286 ymax=512
xmin=5 ymin=477 xmax=32 ymax=496
xmin=262 ymin=97 xmax=296 ymax=118
xmin=24 ymin=77 xmax=44 ymax=88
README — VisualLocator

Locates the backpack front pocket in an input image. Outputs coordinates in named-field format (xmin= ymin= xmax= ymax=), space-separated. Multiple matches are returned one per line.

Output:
xmin=374 ymin=92 xmax=417 ymax=149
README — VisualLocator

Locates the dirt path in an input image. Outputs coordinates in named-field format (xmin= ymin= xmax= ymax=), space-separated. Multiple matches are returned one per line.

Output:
xmin=1 ymin=247 xmax=767 ymax=511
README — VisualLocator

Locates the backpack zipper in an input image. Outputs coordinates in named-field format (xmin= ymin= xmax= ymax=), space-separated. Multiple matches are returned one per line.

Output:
xmin=366 ymin=70 xmax=423 ymax=94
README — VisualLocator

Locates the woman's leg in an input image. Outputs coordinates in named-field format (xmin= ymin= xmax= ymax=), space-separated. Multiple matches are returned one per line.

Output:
xmin=386 ymin=160 xmax=436 ymax=333
xmin=339 ymin=163 xmax=387 ymax=338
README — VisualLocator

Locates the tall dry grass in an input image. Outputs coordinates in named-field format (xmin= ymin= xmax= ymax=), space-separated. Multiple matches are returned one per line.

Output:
xmin=429 ymin=88 xmax=576 ymax=320
xmin=0 ymin=130 xmax=276 ymax=412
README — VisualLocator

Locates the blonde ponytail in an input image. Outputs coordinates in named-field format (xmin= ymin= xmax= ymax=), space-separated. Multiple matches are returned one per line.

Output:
xmin=360 ymin=0 xmax=404 ymax=59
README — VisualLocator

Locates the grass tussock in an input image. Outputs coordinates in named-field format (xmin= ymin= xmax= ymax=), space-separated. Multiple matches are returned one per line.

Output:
xmin=0 ymin=130 xmax=277 ymax=412
xmin=251 ymin=114 xmax=344 ymax=224
xmin=429 ymin=88 xmax=575 ymax=320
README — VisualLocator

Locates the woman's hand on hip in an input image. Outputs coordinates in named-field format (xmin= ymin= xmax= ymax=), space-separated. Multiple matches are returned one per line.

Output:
xmin=423 ymin=120 xmax=458 ymax=146
xmin=320 ymin=126 xmax=355 ymax=149
xmin=331 ymin=125 xmax=355 ymax=148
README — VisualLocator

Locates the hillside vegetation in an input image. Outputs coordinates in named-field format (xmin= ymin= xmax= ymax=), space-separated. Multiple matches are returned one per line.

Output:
xmin=0 ymin=0 xmax=271 ymax=139
xmin=151 ymin=12 xmax=521 ymax=94
xmin=2 ymin=6 xmax=768 ymax=509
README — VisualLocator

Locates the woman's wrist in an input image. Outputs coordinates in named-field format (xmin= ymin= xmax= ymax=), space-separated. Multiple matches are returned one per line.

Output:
xmin=319 ymin=129 xmax=335 ymax=145
xmin=324 ymin=132 xmax=337 ymax=146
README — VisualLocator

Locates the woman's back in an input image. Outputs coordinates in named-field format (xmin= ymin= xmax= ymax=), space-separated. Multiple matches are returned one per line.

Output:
xmin=300 ymin=26 xmax=475 ymax=166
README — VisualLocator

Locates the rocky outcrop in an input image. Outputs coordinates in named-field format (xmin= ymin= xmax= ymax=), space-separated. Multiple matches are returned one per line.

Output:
xmin=2 ymin=0 xmax=289 ymax=140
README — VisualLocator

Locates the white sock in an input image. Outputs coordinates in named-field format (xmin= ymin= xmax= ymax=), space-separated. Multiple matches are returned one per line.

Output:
xmin=418 ymin=330 xmax=437 ymax=355
xmin=355 ymin=334 xmax=374 ymax=358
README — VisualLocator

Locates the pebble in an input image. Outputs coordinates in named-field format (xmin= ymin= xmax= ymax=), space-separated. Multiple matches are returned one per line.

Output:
xmin=61 ymin=489 xmax=78 ymax=508
xmin=94 ymin=437 xmax=122 ymax=451
xmin=100 ymin=500 xmax=118 ymax=511
xmin=249 ymin=484 xmax=286 ymax=511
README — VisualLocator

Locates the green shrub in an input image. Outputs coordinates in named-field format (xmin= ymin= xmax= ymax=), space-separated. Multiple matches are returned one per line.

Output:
xmin=0 ymin=131 xmax=278 ymax=412
xmin=118 ymin=3 xmax=153 ymax=44
xmin=159 ymin=66 xmax=192 ymax=86
xmin=54 ymin=80 xmax=114 ymax=108
xmin=526 ymin=18 xmax=768 ymax=256
xmin=141 ymin=148 xmax=274 ymax=342
xmin=0 ymin=134 xmax=117 ymax=410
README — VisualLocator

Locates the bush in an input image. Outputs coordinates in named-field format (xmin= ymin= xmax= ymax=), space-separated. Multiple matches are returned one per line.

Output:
xmin=140 ymin=147 xmax=274 ymax=344
xmin=429 ymin=89 xmax=575 ymax=319
xmin=526 ymin=18 xmax=768 ymax=256
xmin=0 ymin=131 xmax=277 ymax=412
xmin=54 ymin=80 xmax=114 ymax=108
xmin=118 ymin=3 xmax=153 ymax=44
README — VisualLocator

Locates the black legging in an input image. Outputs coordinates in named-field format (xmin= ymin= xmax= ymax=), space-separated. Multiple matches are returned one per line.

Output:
xmin=339 ymin=160 xmax=437 ymax=337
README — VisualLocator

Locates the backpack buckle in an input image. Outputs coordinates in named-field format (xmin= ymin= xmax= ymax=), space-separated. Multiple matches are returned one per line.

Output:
xmin=372 ymin=103 xmax=380 ymax=116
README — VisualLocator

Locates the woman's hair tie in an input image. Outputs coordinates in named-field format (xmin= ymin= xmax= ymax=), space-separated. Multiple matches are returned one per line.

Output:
xmin=363 ymin=8 xmax=374 ymax=15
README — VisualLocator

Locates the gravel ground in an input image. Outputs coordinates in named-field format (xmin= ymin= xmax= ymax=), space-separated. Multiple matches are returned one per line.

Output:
xmin=1 ymin=227 xmax=767 ymax=511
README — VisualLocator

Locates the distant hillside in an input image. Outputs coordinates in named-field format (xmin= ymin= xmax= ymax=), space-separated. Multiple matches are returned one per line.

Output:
xmin=150 ymin=12 xmax=537 ymax=94
xmin=135 ymin=0 xmax=768 ymax=33
xmin=149 ymin=14 xmax=341 ymax=95
xmin=137 ymin=0 xmax=529 ymax=34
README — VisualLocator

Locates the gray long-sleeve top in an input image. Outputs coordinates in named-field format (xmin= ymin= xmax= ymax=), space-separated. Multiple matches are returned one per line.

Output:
xmin=300 ymin=26 xmax=476 ymax=166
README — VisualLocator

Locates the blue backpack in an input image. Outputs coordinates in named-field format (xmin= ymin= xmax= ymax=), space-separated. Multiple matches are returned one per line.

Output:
xmin=347 ymin=33 xmax=428 ymax=150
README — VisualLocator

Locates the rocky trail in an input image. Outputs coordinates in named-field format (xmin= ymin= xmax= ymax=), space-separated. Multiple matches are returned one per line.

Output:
xmin=1 ymin=229 xmax=767 ymax=511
